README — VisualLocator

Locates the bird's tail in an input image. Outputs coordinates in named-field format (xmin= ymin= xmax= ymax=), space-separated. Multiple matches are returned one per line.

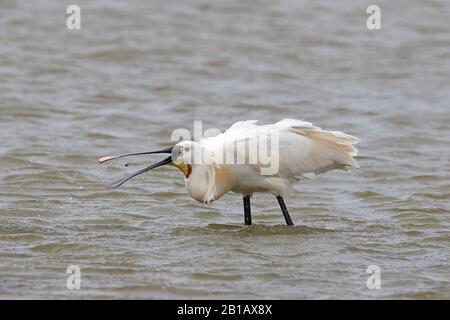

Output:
xmin=289 ymin=123 xmax=361 ymax=171
xmin=305 ymin=129 xmax=360 ymax=169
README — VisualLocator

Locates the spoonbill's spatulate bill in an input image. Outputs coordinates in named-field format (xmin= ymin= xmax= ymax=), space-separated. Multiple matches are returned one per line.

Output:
xmin=99 ymin=119 xmax=360 ymax=226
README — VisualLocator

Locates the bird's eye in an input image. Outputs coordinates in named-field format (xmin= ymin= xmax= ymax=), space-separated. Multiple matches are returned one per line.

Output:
xmin=184 ymin=146 xmax=190 ymax=152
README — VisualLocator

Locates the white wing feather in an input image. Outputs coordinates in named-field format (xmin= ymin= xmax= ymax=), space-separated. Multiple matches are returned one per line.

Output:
xmin=201 ymin=119 xmax=360 ymax=177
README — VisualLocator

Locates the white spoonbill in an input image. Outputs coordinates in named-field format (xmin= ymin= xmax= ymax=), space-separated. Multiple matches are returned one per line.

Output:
xmin=99 ymin=119 xmax=360 ymax=226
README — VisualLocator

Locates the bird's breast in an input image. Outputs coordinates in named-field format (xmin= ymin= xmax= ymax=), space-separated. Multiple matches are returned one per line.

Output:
xmin=185 ymin=178 xmax=209 ymax=203
xmin=184 ymin=165 xmax=236 ymax=203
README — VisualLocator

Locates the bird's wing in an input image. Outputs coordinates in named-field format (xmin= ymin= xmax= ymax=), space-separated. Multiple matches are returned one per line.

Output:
xmin=270 ymin=119 xmax=360 ymax=178
xmin=200 ymin=120 xmax=259 ymax=158
xmin=201 ymin=119 xmax=360 ymax=177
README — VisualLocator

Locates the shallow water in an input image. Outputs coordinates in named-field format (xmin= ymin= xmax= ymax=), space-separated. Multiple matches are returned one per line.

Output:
xmin=0 ymin=0 xmax=449 ymax=299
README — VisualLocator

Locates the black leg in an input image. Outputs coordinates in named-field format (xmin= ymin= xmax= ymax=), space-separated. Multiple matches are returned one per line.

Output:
xmin=276 ymin=196 xmax=294 ymax=226
xmin=243 ymin=195 xmax=252 ymax=225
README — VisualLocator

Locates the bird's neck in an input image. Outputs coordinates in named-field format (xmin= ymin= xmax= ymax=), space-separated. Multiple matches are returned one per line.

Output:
xmin=185 ymin=164 xmax=234 ymax=203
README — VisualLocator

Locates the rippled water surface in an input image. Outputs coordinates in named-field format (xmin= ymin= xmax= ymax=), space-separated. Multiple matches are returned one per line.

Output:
xmin=0 ymin=0 xmax=449 ymax=299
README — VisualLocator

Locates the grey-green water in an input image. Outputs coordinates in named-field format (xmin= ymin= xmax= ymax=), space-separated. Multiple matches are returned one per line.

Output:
xmin=0 ymin=0 xmax=449 ymax=299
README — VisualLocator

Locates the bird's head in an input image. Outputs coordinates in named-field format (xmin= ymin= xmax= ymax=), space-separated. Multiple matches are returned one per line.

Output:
xmin=98 ymin=141 xmax=205 ymax=189
xmin=172 ymin=140 xmax=206 ymax=168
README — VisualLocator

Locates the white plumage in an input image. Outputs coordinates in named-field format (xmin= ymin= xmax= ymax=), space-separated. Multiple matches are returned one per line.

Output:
xmin=204 ymin=119 xmax=359 ymax=176
xmin=100 ymin=119 xmax=360 ymax=226
xmin=181 ymin=119 xmax=360 ymax=203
